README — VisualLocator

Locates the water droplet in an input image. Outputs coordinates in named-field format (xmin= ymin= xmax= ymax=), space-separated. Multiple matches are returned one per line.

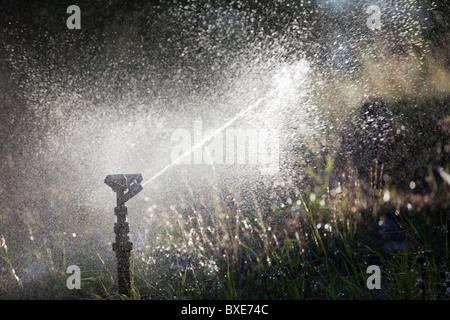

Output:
xmin=383 ymin=191 xmax=390 ymax=202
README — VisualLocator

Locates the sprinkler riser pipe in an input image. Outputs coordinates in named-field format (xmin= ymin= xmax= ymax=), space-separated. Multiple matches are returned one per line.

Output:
xmin=112 ymin=204 xmax=133 ymax=297
xmin=105 ymin=173 xmax=143 ymax=297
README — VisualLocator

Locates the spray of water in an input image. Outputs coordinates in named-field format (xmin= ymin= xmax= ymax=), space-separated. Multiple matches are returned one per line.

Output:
xmin=142 ymin=88 xmax=277 ymax=186
xmin=0 ymin=0 xmax=439 ymax=297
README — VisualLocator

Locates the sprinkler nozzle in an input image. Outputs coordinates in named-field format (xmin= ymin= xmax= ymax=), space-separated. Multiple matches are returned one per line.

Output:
xmin=104 ymin=173 xmax=143 ymax=203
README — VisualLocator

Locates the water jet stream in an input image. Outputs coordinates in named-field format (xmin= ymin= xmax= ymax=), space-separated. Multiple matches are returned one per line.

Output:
xmin=141 ymin=87 xmax=277 ymax=187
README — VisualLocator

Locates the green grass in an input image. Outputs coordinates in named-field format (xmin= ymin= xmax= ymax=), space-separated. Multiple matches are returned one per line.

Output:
xmin=120 ymin=170 xmax=448 ymax=300
xmin=0 ymin=159 xmax=448 ymax=300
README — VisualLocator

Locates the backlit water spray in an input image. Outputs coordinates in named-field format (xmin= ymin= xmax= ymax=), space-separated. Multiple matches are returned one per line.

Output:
xmin=0 ymin=0 xmax=441 ymax=299
xmin=141 ymin=59 xmax=310 ymax=187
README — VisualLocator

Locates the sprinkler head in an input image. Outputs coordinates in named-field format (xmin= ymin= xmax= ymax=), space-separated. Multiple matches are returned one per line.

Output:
xmin=104 ymin=173 xmax=143 ymax=202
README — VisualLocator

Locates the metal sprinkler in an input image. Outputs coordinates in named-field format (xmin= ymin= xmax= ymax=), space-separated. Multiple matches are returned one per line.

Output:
xmin=104 ymin=173 xmax=143 ymax=297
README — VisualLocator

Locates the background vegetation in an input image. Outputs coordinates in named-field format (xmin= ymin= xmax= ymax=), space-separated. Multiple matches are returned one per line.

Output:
xmin=0 ymin=0 xmax=448 ymax=299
